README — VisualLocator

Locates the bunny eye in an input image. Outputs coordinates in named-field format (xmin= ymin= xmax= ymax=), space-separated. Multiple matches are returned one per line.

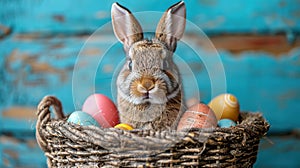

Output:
xmin=128 ymin=59 xmax=133 ymax=71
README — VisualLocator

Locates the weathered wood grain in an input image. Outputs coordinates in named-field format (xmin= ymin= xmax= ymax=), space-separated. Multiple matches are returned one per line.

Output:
xmin=0 ymin=135 xmax=46 ymax=168
xmin=0 ymin=0 xmax=299 ymax=34
xmin=0 ymin=1 xmax=300 ymax=167
xmin=2 ymin=107 xmax=36 ymax=119
xmin=256 ymin=134 xmax=300 ymax=167
xmin=0 ymin=24 xmax=11 ymax=39
xmin=194 ymin=34 xmax=300 ymax=56
xmin=1 ymin=34 xmax=299 ymax=133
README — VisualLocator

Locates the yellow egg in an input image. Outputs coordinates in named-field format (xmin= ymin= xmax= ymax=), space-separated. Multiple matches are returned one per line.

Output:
xmin=208 ymin=94 xmax=240 ymax=121
xmin=114 ymin=123 xmax=134 ymax=130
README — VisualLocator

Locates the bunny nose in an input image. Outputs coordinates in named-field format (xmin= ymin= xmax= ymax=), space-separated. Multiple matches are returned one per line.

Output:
xmin=138 ymin=77 xmax=155 ymax=93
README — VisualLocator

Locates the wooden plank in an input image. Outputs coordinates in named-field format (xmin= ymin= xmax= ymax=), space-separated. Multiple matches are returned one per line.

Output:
xmin=256 ymin=134 xmax=300 ymax=167
xmin=0 ymin=35 xmax=87 ymax=114
xmin=182 ymin=34 xmax=300 ymax=132
xmin=0 ymin=118 xmax=35 ymax=135
xmin=0 ymin=0 xmax=299 ymax=34
xmin=193 ymin=34 xmax=300 ymax=56
xmin=0 ymin=107 xmax=36 ymax=135
xmin=2 ymin=107 xmax=36 ymax=119
xmin=1 ymin=34 xmax=299 ymax=133
xmin=0 ymin=24 xmax=12 ymax=39
xmin=1 ymin=1 xmax=299 ymax=167
xmin=219 ymin=50 xmax=300 ymax=132
xmin=0 ymin=135 xmax=46 ymax=168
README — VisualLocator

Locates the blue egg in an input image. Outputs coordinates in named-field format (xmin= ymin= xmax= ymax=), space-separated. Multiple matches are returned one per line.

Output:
xmin=218 ymin=119 xmax=237 ymax=128
xmin=67 ymin=111 xmax=100 ymax=127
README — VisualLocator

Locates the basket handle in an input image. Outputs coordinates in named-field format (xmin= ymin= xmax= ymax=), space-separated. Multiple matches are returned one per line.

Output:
xmin=35 ymin=96 xmax=65 ymax=152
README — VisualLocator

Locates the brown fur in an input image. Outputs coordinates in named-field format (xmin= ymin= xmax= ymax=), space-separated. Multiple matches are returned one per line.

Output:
xmin=118 ymin=91 xmax=182 ymax=130
xmin=111 ymin=1 xmax=186 ymax=130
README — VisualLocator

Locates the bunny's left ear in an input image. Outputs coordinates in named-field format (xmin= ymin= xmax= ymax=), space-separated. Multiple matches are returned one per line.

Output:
xmin=155 ymin=1 xmax=186 ymax=52
xmin=111 ymin=3 xmax=144 ymax=53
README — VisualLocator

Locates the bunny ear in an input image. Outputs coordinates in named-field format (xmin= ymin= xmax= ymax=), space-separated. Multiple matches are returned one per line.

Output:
xmin=155 ymin=1 xmax=186 ymax=52
xmin=111 ymin=3 xmax=143 ymax=52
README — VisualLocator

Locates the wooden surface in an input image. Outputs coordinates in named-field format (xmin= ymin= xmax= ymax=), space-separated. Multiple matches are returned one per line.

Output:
xmin=1 ymin=0 xmax=299 ymax=34
xmin=1 ymin=0 xmax=300 ymax=167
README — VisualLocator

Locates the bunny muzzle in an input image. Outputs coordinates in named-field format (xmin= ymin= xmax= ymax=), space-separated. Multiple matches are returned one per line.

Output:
xmin=118 ymin=69 xmax=180 ymax=105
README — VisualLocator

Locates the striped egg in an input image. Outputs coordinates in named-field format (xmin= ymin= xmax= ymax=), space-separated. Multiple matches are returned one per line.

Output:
xmin=208 ymin=94 xmax=240 ymax=121
xmin=177 ymin=103 xmax=218 ymax=131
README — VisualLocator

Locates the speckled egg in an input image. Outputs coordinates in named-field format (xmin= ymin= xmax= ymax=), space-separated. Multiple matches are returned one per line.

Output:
xmin=114 ymin=123 xmax=134 ymax=130
xmin=177 ymin=103 xmax=218 ymax=131
xmin=208 ymin=94 xmax=240 ymax=121
xmin=67 ymin=111 xmax=100 ymax=127
xmin=82 ymin=94 xmax=120 ymax=128
xmin=218 ymin=119 xmax=237 ymax=128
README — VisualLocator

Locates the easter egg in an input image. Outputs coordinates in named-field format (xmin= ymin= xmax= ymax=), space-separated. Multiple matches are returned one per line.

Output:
xmin=208 ymin=94 xmax=240 ymax=121
xmin=114 ymin=123 xmax=134 ymax=130
xmin=218 ymin=119 xmax=237 ymax=128
xmin=82 ymin=94 xmax=120 ymax=128
xmin=177 ymin=103 xmax=217 ymax=131
xmin=67 ymin=111 xmax=100 ymax=127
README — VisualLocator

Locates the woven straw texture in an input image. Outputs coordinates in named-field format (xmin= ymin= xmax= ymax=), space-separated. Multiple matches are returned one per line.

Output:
xmin=36 ymin=96 xmax=270 ymax=168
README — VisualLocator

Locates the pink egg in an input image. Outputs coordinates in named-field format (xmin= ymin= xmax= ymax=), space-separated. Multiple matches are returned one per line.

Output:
xmin=82 ymin=94 xmax=120 ymax=128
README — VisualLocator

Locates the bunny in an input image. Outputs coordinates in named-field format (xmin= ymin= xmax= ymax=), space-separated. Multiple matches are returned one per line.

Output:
xmin=111 ymin=1 xmax=186 ymax=130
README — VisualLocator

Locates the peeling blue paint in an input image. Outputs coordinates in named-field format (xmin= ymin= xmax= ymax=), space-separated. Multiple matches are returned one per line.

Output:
xmin=0 ymin=0 xmax=299 ymax=34
xmin=1 ymin=35 xmax=300 ymax=131
xmin=1 ymin=0 xmax=300 ymax=167
xmin=257 ymin=137 xmax=300 ymax=167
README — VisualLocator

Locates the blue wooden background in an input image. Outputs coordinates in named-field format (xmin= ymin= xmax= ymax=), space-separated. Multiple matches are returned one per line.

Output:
xmin=0 ymin=0 xmax=300 ymax=167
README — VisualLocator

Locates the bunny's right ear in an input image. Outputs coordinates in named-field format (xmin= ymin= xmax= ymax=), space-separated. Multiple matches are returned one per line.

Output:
xmin=111 ymin=3 xmax=143 ymax=53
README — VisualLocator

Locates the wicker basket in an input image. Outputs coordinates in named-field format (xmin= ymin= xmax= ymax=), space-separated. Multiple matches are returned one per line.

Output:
xmin=36 ymin=96 xmax=269 ymax=168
